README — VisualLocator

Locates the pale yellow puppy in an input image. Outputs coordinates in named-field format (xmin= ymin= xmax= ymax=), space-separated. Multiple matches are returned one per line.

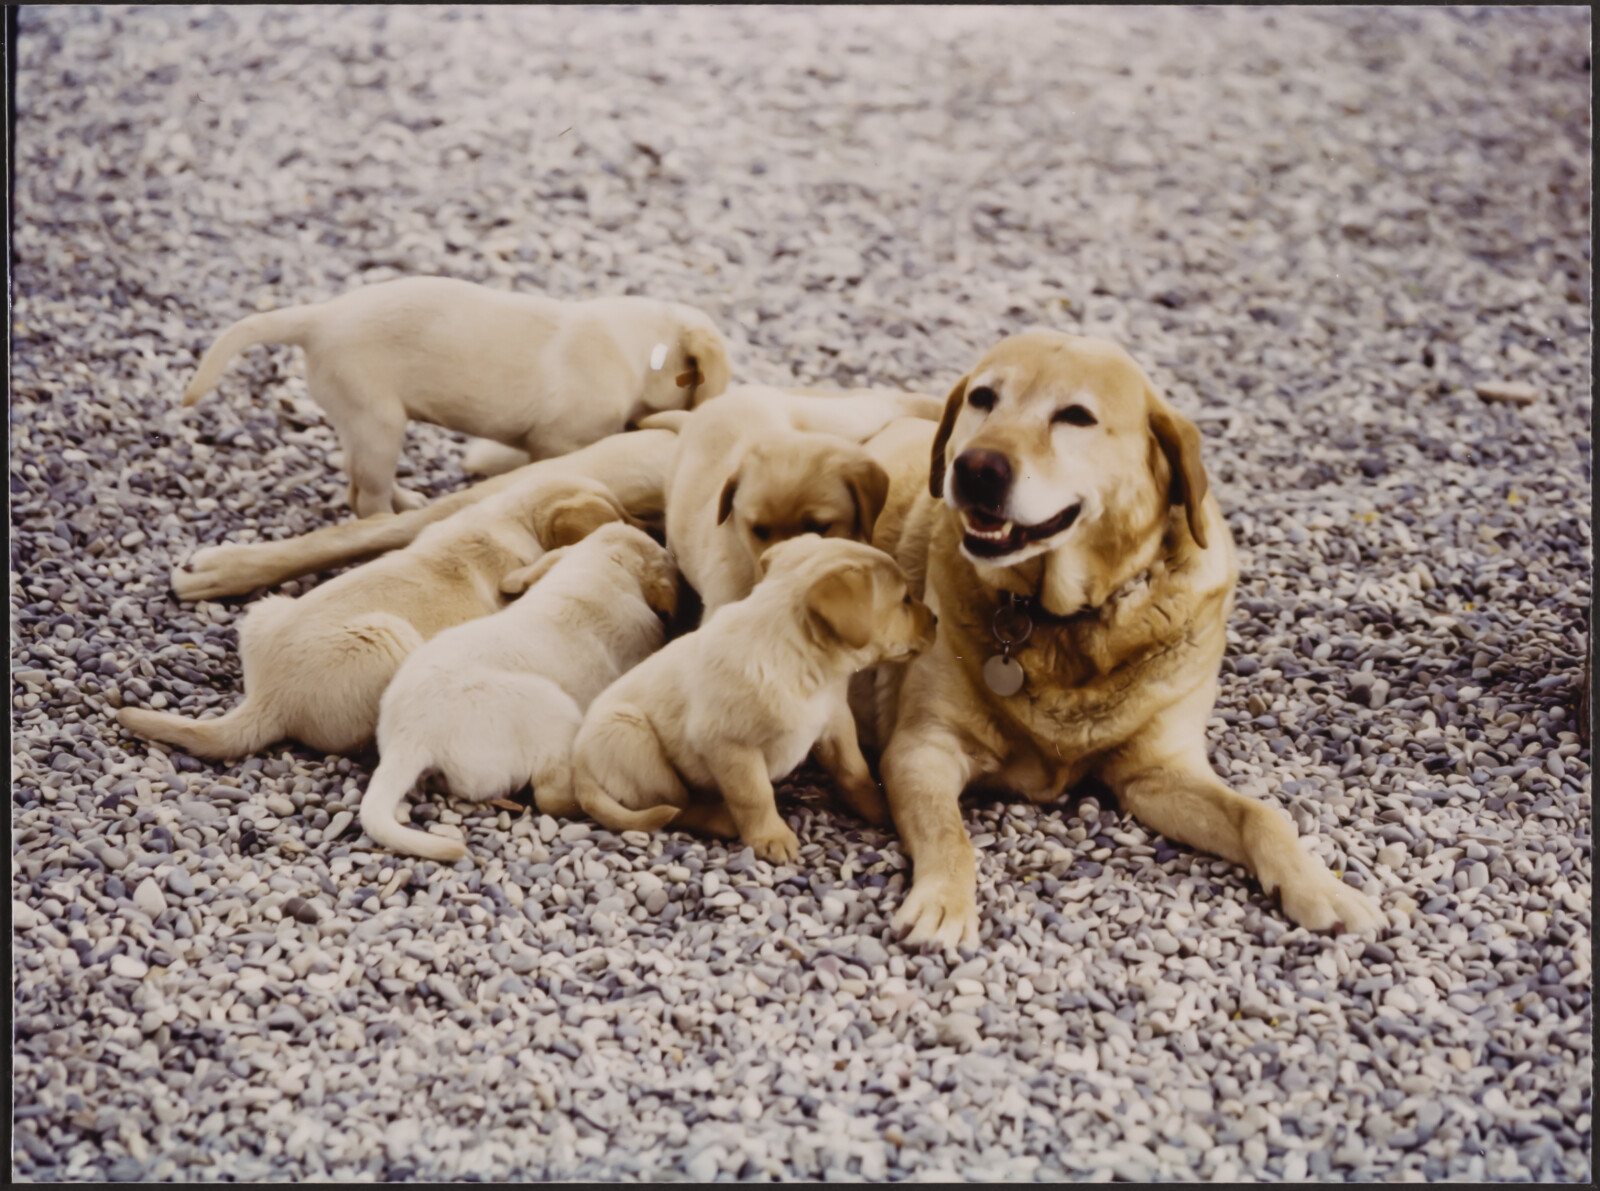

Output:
xmin=118 ymin=473 xmax=637 ymax=760
xmin=182 ymin=276 xmax=730 ymax=516
xmin=570 ymin=536 xmax=938 ymax=860
xmin=643 ymin=384 xmax=943 ymax=616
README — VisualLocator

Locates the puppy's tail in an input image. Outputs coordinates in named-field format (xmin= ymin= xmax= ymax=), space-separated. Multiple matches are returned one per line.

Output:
xmin=678 ymin=323 xmax=731 ymax=408
xmin=359 ymin=746 xmax=467 ymax=864
xmin=574 ymin=771 xmax=681 ymax=834
xmin=461 ymin=437 xmax=533 ymax=476
xmin=183 ymin=306 xmax=314 ymax=407
xmin=117 ymin=701 xmax=283 ymax=761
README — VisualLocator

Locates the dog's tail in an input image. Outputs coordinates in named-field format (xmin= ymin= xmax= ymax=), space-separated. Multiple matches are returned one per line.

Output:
xmin=678 ymin=323 xmax=731 ymax=408
xmin=183 ymin=306 xmax=315 ymax=407
xmin=360 ymin=746 xmax=467 ymax=864
xmin=117 ymin=701 xmax=284 ymax=761
xmin=574 ymin=769 xmax=681 ymax=834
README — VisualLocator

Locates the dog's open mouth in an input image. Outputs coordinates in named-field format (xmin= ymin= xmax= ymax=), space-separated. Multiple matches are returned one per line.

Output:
xmin=960 ymin=503 xmax=1082 ymax=558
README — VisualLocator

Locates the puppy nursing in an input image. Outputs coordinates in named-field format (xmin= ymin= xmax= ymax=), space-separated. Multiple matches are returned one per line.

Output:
xmin=182 ymin=276 xmax=730 ymax=516
xmin=649 ymin=384 xmax=943 ymax=615
xmin=571 ymin=537 xmax=937 ymax=862
xmin=118 ymin=473 xmax=635 ymax=759
xmin=360 ymin=523 xmax=678 ymax=863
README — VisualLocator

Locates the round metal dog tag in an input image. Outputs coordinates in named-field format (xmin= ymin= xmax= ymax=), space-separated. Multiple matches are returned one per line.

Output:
xmin=983 ymin=653 xmax=1026 ymax=697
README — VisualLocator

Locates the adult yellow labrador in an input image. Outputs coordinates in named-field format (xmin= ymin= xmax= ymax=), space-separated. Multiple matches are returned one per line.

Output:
xmin=862 ymin=331 xmax=1383 ymax=950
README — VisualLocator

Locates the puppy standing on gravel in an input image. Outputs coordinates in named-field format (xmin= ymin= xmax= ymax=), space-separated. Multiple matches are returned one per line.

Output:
xmin=182 ymin=276 xmax=730 ymax=517
xmin=571 ymin=536 xmax=938 ymax=860
xmin=360 ymin=523 xmax=679 ymax=864
xmin=116 ymin=438 xmax=671 ymax=758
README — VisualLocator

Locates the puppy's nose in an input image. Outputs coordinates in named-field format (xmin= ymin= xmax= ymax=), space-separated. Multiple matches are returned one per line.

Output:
xmin=951 ymin=448 xmax=1012 ymax=512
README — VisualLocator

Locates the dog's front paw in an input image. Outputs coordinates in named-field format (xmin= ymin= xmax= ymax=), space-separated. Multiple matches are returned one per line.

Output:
xmin=172 ymin=544 xmax=251 ymax=601
xmin=892 ymin=874 xmax=980 ymax=952
xmin=1277 ymin=866 xmax=1385 ymax=936
xmin=745 ymin=822 xmax=800 ymax=865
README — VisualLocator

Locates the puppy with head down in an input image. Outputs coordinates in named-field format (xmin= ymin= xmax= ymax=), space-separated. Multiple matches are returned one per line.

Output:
xmin=117 ymin=471 xmax=642 ymax=760
xmin=641 ymin=384 xmax=943 ymax=616
xmin=571 ymin=536 xmax=937 ymax=861
xmin=359 ymin=523 xmax=678 ymax=863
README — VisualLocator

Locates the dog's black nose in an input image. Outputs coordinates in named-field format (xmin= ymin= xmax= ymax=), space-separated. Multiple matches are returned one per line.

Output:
xmin=951 ymin=448 xmax=1012 ymax=512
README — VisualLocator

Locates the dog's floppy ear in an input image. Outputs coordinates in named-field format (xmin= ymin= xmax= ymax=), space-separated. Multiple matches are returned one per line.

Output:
xmin=928 ymin=373 xmax=970 ymax=499
xmin=843 ymin=457 xmax=890 ymax=542
xmin=534 ymin=491 xmax=626 ymax=550
xmin=717 ymin=473 xmax=740 ymax=526
xmin=805 ymin=564 xmax=877 ymax=650
xmin=1147 ymin=391 xmax=1210 ymax=550
xmin=500 ymin=547 xmax=570 ymax=596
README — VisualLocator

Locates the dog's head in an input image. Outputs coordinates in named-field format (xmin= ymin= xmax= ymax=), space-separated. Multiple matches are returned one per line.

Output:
xmin=760 ymin=536 xmax=938 ymax=664
xmin=717 ymin=432 xmax=890 ymax=566
xmin=929 ymin=330 xmax=1209 ymax=569
xmin=600 ymin=522 xmax=681 ymax=624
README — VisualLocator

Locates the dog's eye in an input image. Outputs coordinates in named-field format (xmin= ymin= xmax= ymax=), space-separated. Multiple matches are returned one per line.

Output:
xmin=801 ymin=519 xmax=828 ymax=536
xmin=751 ymin=524 xmax=771 ymax=542
xmin=902 ymin=593 xmax=912 ymax=605
xmin=1052 ymin=405 xmax=1097 ymax=427
xmin=966 ymin=386 xmax=997 ymax=411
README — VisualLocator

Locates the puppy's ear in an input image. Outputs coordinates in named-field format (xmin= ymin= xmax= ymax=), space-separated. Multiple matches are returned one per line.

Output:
xmin=642 ymin=567 xmax=680 ymax=622
xmin=500 ymin=547 xmax=570 ymax=596
xmin=680 ymin=325 xmax=731 ymax=408
xmin=717 ymin=473 xmax=740 ymax=526
xmin=843 ymin=457 xmax=891 ymax=542
xmin=535 ymin=492 xmax=626 ymax=550
xmin=1147 ymin=391 xmax=1210 ymax=550
xmin=805 ymin=565 xmax=877 ymax=650
xmin=928 ymin=373 xmax=970 ymax=499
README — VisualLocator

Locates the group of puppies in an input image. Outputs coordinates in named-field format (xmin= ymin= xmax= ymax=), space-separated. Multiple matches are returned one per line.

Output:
xmin=117 ymin=275 xmax=1384 ymax=950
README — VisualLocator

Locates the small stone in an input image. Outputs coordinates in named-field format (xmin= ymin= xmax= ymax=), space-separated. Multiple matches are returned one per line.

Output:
xmin=133 ymin=878 xmax=167 ymax=917
xmin=111 ymin=954 xmax=149 ymax=979
xmin=1474 ymin=381 xmax=1538 ymax=405
xmin=1377 ymin=843 xmax=1406 ymax=870
xmin=265 ymin=795 xmax=296 ymax=817
xmin=166 ymin=869 xmax=195 ymax=897
xmin=935 ymin=1013 xmax=981 ymax=1050
xmin=283 ymin=897 xmax=321 ymax=925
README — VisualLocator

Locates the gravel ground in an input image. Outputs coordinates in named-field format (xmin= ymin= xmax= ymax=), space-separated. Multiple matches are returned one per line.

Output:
xmin=10 ymin=5 xmax=1593 ymax=1182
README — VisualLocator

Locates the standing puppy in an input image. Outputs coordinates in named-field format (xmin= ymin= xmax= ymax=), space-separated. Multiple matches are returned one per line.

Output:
xmin=360 ymin=523 xmax=678 ymax=864
xmin=571 ymin=537 xmax=937 ymax=861
xmin=182 ymin=276 xmax=730 ymax=516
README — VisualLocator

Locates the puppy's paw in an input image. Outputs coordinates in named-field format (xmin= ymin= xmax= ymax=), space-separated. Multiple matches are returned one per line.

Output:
xmin=391 ymin=486 xmax=429 ymax=513
xmin=834 ymin=777 xmax=891 ymax=827
xmin=1278 ymin=867 xmax=1385 ymax=936
xmin=745 ymin=822 xmax=801 ymax=866
xmin=892 ymin=875 xmax=980 ymax=952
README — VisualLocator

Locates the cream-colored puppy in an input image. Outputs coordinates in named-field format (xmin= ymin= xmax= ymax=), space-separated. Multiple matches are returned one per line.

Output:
xmin=571 ymin=536 xmax=938 ymax=861
xmin=117 ymin=472 xmax=638 ymax=760
xmin=169 ymin=428 xmax=677 ymax=601
xmin=642 ymin=384 xmax=943 ymax=616
xmin=360 ymin=523 xmax=678 ymax=864
xmin=182 ymin=276 xmax=730 ymax=516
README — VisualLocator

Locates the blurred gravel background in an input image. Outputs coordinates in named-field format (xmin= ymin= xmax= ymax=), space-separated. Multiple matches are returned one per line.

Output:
xmin=10 ymin=5 xmax=1592 ymax=1182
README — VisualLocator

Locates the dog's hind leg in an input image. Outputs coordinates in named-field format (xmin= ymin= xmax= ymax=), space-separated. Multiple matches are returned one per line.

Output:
xmin=572 ymin=712 xmax=686 ymax=831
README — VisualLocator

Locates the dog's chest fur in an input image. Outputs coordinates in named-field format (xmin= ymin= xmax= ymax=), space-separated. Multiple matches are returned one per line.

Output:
xmin=930 ymin=514 xmax=1232 ymax=780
